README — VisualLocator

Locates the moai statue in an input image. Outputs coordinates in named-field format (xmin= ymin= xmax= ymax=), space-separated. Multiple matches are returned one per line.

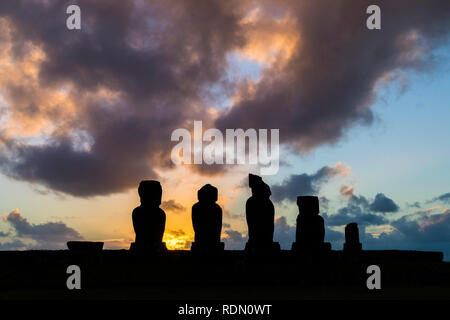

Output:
xmin=130 ymin=180 xmax=167 ymax=253
xmin=245 ymin=174 xmax=280 ymax=253
xmin=191 ymin=184 xmax=224 ymax=253
xmin=292 ymin=196 xmax=331 ymax=253
xmin=344 ymin=222 xmax=362 ymax=252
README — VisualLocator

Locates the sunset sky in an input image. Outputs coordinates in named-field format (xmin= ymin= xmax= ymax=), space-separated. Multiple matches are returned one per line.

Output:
xmin=0 ymin=0 xmax=449 ymax=259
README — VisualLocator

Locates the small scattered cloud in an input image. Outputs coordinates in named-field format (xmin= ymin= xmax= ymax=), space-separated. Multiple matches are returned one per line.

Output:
xmin=406 ymin=201 xmax=421 ymax=209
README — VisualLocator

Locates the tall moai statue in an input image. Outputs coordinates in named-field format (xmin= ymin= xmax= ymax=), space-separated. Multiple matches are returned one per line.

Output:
xmin=292 ymin=196 xmax=331 ymax=254
xmin=130 ymin=180 xmax=167 ymax=253
xmin=191 ymin=184 xmax=224 ymax=253
xmin=344 ymin=222 xmax=362 ymax=253
xmin=245 ymin=174 xmax=280 ymax=252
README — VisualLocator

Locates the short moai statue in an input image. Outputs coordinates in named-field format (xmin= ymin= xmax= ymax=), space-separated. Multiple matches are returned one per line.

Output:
xmin=292 ymin=196 xmax=331 ymax=253
xmin=344 ymin=222 xmax=362 ymax=252
xmin=130 ymin=180 xmax=167 ymax=253
xmin=245 ymin=174 xmax=280 ymax=253
xmin=191 ymin=184 xmax=224 ymax=253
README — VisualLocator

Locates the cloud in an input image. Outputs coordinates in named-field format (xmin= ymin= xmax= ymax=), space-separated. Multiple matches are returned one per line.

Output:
xmin=161 ymin=200 xmax=186 ymax=213
xmin=166 ymin=229 xmax=186 ymax=237
xmin=414 ymin=206 xmax=442 ymax=214
xmin=216 ymin=0 xmax=450 ymax=152
xmin=324 ymin=204 xmax=388 ymax=227
xmin=319 ymin=196 xmax=330 ymax=210
xmin=0 ymin=0 xmax=246 ymax=196
xmin=0 ymin=1 xmax=449 ymax=197
xmin=271 ymin=162 xmax=350 ymax=202
xmin=340 ymin=185 xmax=355 ymax=199
xmin=163 ymin=229 xmax=192 ymax=250
xmin=222 ymin=229 xmax=247 ymax=250
xmin=362 ymin=209 xmax=450 ymax=259
xmin=323 ymin=191 xmax=396 ymax=226
xmin=406 ymin=201 xmax=421 ymax=209
xmin=369 ymin=193 xmax=399 ymax=213
xmin=274 ymin=216 xmax=296 ymax=249
xmin=99 ymin=238 xmax=132 ymax=250
xmin=0 ymin=239 xmax=27 ymax=250
xmin=430 ymin=192 xmax=450 ymax=204
xmin=2 ymin=209 xmax=83 ymax=248
xmin=0 ymin=230 xmax=10 ymax=237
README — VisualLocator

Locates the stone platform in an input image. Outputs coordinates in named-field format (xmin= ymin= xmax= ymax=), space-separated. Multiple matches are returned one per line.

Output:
xmin=0 ymin=249 xmax=448 ymax=300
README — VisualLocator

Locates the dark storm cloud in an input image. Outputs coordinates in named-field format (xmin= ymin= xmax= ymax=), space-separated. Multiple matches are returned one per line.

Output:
xmin=216 ymin=0 xmax=450 ymax=151
xmin=3 ymin=209 xmax=83 ymax=248
xmin=271 ymin=163 xmax=348 ymax=202
xmin=369 ymin=193 xmax=399 ymax=213
xmin=0 ymin=0 xmax=245 ymax=196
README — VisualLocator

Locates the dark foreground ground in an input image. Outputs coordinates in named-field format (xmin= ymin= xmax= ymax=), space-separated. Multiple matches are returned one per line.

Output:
xmin=0 ymin=249 xmax=449 ymax=300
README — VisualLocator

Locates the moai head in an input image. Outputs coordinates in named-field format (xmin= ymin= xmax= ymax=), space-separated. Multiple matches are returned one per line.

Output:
xmin=249 ymin=174 xmax=262 ymax=191
xmin=297 ymin=196 xmax=319 ymax=216
xmin=138 ymin=180 xmax=162 ymax=207
xmin=249 ymin=174 xmax=271 ymax=198
xmin=198 ymin=184 xmax=218 ymax=203
xmin=345 ymin=222 xmax=360 ymax=243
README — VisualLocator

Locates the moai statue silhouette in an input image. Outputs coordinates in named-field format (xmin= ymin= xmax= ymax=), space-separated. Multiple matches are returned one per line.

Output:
xmin=191 ymin=184 xmax=224 ymax=253
xmin=344 ymin=222 xmax=362 ymax=253
xmin=130 ymin=180 xmax=167 ymax=253
xmin=245 ymin=174 xmax=280 ymax=253
xmin=292 ymin=196 xmax=331 ymax=254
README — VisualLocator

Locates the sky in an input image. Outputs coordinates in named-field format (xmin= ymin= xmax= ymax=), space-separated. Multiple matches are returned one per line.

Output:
xmin=0 ymin=0 xmax=449 ymax=259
